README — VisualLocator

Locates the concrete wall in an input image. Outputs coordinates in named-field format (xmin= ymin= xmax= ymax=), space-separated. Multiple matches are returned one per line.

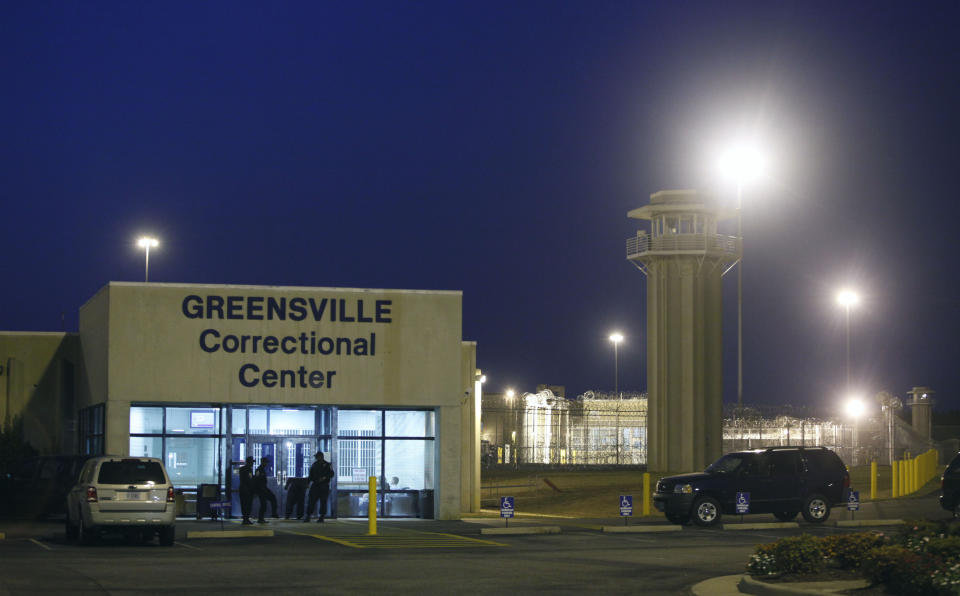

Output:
xmin=0 ymin=332 xmax=79 ymax=453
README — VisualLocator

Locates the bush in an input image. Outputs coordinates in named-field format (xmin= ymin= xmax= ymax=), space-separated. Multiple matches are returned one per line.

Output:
xmin=820 ymin=532 xmax=888 ymax=569
xmin=860 ymin=545 xmax=942 ymax=596
xmin=746 ymin=534 xmax=826 ymax=576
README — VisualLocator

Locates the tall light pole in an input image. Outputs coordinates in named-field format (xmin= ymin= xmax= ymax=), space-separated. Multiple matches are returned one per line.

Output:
xmin=836 ymin=289 xmax=859 ymax=391
xmin=137 ymin=236 xmax=159 ymax=282
xmin=608 ymin=332 xmax=624 ymax=398
xmin=719 ymin=143 xmax=765 ymax=416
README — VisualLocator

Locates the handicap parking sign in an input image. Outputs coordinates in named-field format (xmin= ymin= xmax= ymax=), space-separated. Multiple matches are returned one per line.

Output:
xmin=847 ymin=490 xmax=860 ymax=511
xmin=619 ymin=495 xmax=633 ymax=517
xmin=735 ymin=492 xmax=750 ymax=514
xmin=500 ymin=496 xmax=515 ymax=518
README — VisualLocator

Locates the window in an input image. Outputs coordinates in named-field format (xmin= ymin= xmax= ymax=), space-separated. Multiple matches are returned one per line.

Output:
xmin=129 ymin=405 xmax=224 ymax=488
xmin=78 ymin=404 xmax=105 ymax=455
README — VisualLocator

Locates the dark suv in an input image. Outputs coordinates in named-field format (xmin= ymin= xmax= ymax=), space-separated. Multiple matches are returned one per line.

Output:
xmin=653 ymin=446 xmax=850 ymax=527
xmin=940 ymin=452 xmax=960 ymax=517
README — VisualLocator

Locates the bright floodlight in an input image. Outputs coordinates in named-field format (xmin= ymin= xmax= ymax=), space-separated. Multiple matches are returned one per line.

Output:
xmin=845 ymin=397 xmax=866 ymax=418
xmin=836 ymin=289 xmax=860 ymax=308
xmin=506 ymin=389 xmax=515 ymax=399
xmin=136 ymin=236 xmax=159 ymax=282
xmin=609 ymin=332 xmax=624 ymax=344
xmin=718 ymin=142 xmax=767 ymax=185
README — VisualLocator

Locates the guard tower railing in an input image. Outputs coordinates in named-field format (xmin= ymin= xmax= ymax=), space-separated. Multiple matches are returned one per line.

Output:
xmin=626 ymin=233 xmax=739 ymax=259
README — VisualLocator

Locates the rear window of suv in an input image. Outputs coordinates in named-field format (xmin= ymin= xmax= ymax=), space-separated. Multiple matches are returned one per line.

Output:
xmin=803 ymin=449 xmax=843 ymax=472
xmin=97 ymin=461 xmax=166 ymax=485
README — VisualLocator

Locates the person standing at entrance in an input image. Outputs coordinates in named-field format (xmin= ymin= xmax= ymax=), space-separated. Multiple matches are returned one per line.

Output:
xmin=239 ymin=456 xmax=256 ymax=525
xmin=254 ymin=455 xmax=279 ymax=523
xmin=284 ymin=476 xmax=309 ymax=519
xmin=304 ymin=452 xmax=334 ymax=523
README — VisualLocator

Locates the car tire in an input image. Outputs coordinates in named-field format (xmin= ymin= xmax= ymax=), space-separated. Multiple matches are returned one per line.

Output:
xmin=691 ymin=497 xmax=722 ymax=527
xmin=665 ymin=513 xmax=690 ymax=525
xmin=159 ymin=525 xmax=175 ymax=546
xmin=65 ymin=511 xmax=79 ymax=542
xmin=773 ymin=511 xmax=798 ymax=521
xmin=78 ymin=516 xmax=97 ymax=545
xmin=801 ymin=493 xmax=831 ymax=523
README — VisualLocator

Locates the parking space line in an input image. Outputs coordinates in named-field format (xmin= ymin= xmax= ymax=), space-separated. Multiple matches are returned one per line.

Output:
xmin=309 ymin=532 xmax=507 ymax=549
xmin=175 ymin=541 xmax=201 ymax=550
xmin=29 ymin=538 xmax=53 ymax=551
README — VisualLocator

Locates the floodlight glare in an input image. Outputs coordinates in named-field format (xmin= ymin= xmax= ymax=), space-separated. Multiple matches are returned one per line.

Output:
xmin=608 ymin=332 xmax=624 ymax=344
xmin=506 ymin=389 xmax=515 ymax=399
xmin=836 ymin=289 xmax=860 ymax=308
xmin=845 ymin=397 xmax=866 ymax=418
xmin=136 ymin=235 xmax=160 ymax=282
xmin=718 ymin=143 xmax=767 ymax=185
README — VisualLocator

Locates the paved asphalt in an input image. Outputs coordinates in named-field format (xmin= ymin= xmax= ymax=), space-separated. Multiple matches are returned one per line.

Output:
xmin=0 ymin=491 xmax=950 ymax=595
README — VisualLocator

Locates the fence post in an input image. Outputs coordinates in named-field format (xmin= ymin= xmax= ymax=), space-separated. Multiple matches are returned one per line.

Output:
xmin=870 ymin=460 xmax=877 ymax=500
xmin=643 ymin=472 xmax=651 ymax=516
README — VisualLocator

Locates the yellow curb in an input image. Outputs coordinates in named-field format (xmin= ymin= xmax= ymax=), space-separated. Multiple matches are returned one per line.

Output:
xmin=187 ymin=529 xmax=274 ymax=539
xmin=601 ymin=525 xmax=683 ymax=533
xmin=835 ymin=519 xmax=904 ymax=527
xmin=723 ymin=522 xmax=799 ymax=530
xmin=480 ymin=526 xmax=561 ymax=535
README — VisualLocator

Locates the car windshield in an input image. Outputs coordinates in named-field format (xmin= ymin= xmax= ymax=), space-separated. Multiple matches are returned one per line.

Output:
xmin=97 ymin=461 xmax=166 ymax=485
xmin=705 ymin=454 xmax=749 ymax=474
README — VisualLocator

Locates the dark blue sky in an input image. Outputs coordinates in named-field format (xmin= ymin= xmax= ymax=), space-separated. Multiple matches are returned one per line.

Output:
xmin=3 ymin=2 xmax=958 ymax=414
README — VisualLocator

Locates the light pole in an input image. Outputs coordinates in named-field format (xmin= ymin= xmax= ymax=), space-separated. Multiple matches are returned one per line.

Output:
xmin=836 ymin=289 xmax=859 ymax=391
xmin=845 ymin=396 xmax=865 ymax=466
xmin=719 ymin=143 xmax=765 ymax=416
xmin=137 ymin=236 xmax=159 ymax=282
xmin=608 ymin=332 xmax=623 ymax=398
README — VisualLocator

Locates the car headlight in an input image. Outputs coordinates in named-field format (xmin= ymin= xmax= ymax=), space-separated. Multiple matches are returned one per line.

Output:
xmin=673 ymin=484 xmax=693 ymax=494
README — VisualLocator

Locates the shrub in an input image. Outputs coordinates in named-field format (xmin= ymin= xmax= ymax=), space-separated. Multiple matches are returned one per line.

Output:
xmin=820 ymin=532 xmax=888 ymax=569
xmin=769 ymin=534 xmax=825 ymax=575
xmin=746 ymin=543 xmax=778 ymax=576
xmin=861 ymin=545 xmax=942 ymax=596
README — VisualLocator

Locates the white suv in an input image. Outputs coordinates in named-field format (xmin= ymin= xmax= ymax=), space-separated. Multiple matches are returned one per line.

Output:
xmin=65 ymin=456 xmax=176 ymax=545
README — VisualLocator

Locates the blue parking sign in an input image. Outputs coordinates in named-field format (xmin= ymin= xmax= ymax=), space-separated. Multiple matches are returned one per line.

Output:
xmin=500 ymin=496 xmax=515 ymax=518
xmin=847 ymin=490 xmax=860 ymax=511
xmin=619 ymin=495 xmax=633 ymax=517
xmin=735 ymin=492 xmax=750 ymax=514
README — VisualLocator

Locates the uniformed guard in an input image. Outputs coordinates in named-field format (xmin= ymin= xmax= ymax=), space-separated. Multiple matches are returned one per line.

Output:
xmin=304 ymin=452 xmax=334 ymax=523
xmin=238 ymin=456 xmax=256 ymax=525
xmin=254 ymin=456 xmax=279 ymax=523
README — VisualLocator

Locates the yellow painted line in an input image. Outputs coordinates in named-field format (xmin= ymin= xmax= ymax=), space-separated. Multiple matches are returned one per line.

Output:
xmin=187 ymin=529 xmax=274 ymax=539
xmin=0 ymin=532 xmax=5 ymax=540
xmin=311 ymin=532 xmax=507 ymax=549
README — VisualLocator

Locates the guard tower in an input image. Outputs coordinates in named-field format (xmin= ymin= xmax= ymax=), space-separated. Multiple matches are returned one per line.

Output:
xmin=626 ymin=190 xmax=738 ymax=472
xmin=907 ymin=386 xmax=935 ymax=440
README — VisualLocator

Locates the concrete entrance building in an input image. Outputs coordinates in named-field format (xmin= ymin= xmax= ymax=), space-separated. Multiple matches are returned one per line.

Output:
xmin=626 ymin=190 xmax=739 ymax=472
xmin=1 ymin=282 xmax=482 ymax=519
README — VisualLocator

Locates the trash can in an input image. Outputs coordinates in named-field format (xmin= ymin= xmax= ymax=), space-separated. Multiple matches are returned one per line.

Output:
xmin=195 ymin=484 xmax=221 ymax=520
xmin=417 ymin=490 xmax=434 ymax=519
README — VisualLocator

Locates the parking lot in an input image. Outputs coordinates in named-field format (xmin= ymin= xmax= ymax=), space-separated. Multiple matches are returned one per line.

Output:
xmin=0 ymin=492 xmax=949 ymax=595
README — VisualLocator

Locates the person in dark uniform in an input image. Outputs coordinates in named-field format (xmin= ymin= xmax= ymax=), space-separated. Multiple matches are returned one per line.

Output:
xmin=238 ymin=456 xmax=256 ymax=525
xmin=304 ymin=452 xmax=334 ymax=523
xmin=254 ymin=456 xmax=279 ymax=523
xmin=284 ymin=476 xmax=309 ymax=519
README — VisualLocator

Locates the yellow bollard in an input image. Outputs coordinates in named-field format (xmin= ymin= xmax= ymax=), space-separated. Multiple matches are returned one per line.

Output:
xmin=643 ymin=473 xmax=651 ymax=516
xmin=368 ymin=476 xmax=377 ymax=535
xmin=892 ymin=460 xmax=899 ymax=498
xmin=899 ymin=459 xmax=906 ymax=495
xmin=870 ymin=461 xmax=877 ymax=501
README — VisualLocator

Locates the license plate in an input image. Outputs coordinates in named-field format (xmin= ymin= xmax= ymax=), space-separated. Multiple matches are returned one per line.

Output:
xmin=117 ymin=491 xmax=146 ymax=501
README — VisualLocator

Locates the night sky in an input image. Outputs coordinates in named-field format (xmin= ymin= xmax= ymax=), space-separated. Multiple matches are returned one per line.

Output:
xmin=3 ymin=2 xmax=959 ymax=414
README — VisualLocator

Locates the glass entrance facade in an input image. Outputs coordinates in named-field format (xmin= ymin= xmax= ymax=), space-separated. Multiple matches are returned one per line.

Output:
xmin=129 ymin=404 xmax=436 ymax=518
